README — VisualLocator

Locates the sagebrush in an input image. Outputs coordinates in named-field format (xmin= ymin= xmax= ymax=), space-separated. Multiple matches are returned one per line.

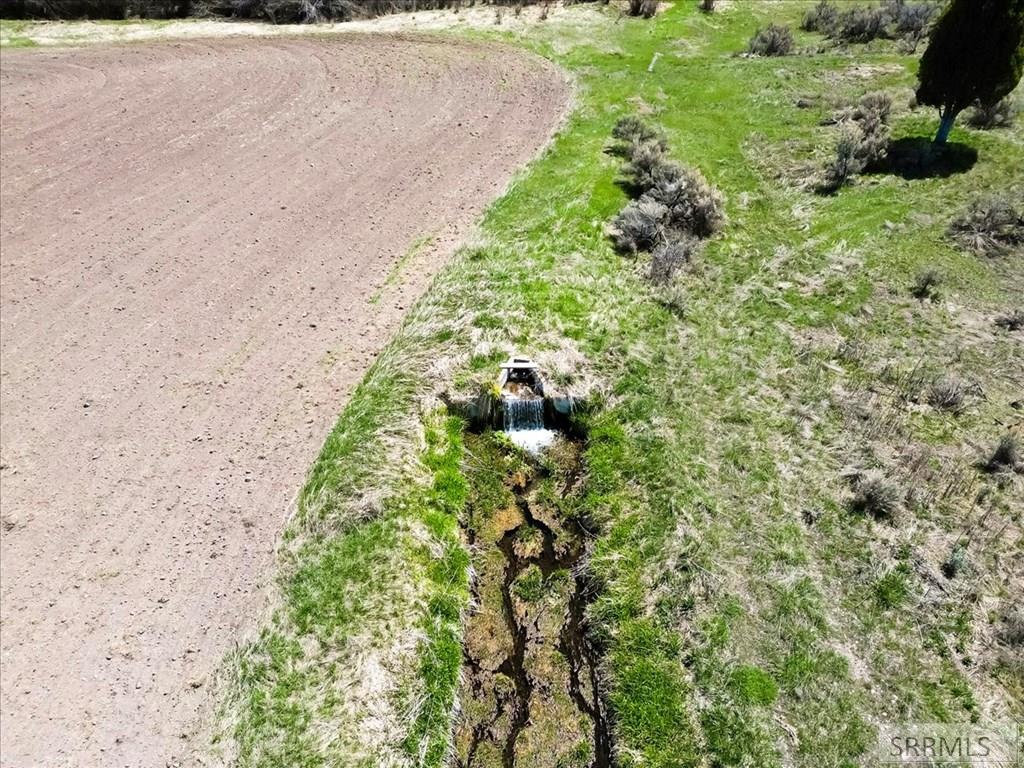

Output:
xmin=747 ymin=24 xmax=794 ymax=56
xmin=612 ymin=199 xmax=667 ymax=254
xmin=649 ymin=237 xmax=698 ymax=284
xmin=801 ymin=0 xmax=938 ymax=45
xmin=820 ymin=92 xmax=892 ymax=191
xmin=948 ymin=196 xmax=1024 ymax=256
xmin=966 ymin=98 xmax=1016 ymax=130
xmin=849 ymin=471 xmax=903 ymax=519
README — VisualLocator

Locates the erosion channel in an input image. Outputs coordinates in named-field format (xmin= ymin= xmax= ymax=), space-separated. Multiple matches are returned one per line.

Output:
xmin=455 ymin=430 xmax=611 ymax=768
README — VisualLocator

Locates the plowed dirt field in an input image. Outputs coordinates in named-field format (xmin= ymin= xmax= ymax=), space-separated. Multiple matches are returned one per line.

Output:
xmin=0 ymin=35 xmax=568 ymax=767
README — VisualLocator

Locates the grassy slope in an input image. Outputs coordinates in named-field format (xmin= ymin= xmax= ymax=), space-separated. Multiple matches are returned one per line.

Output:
xmin=206 ymin=3 xmax=1023 ymax=767
xmin=0 ymin=19 xmax=38 ymax=46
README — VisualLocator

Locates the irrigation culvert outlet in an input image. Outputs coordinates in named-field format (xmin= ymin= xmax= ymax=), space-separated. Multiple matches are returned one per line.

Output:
xmin=455 ymin=429 xmax=611 ymax=768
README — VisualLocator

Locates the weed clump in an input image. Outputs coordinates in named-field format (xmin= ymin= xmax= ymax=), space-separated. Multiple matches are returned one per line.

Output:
xmin=822 ymin=129 xmax=868 ymax=190
xmin=612 ymin=199 xmax=667 ymax=254
xmin=874 ymin=567 xmax=910 ymax=608
xmin=993 ymin=309 xmax=1024 ymax=331
xmin=910 ymin=268 xmax=942 ymax=301
xmin=655 ymin=282 xmax=687 ymax=317
xmin=849 ymin=470 xmax=903 ymax=519
xmin=819 ymin=92 xmax=892 ymax=191
xmin=747 ymin=24 xmax=794 ymax=57
xmin=966 ymin=98 xmax=1016 ymax=130
xmin=948 ymin=196 xmax=1024 ymax=257
xmin=649 ymin=237 xmax=698 ymax=284
xmin=512 ymin=564 xmax=547 ymax=603
xmin=927 ymin=376 xmax=965 ymax=413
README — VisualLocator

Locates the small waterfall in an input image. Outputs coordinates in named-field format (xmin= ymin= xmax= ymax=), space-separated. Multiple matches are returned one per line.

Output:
xmin=503 ymin=396 xmax=545 ymax=432
xmin=502 ymin=395 xmax=554 ymax=453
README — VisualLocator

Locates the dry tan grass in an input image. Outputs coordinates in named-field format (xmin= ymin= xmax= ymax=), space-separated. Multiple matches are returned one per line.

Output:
xmin=1 ymin=1 xmax=609 ymax=47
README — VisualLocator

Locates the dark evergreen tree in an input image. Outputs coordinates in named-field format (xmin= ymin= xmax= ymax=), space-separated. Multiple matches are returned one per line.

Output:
xmin=916 ymin=0 xmax=1024 ymax=143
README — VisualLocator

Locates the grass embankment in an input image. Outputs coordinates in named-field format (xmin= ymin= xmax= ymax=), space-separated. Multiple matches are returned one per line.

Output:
xmin=0 ymin=19 xmax=37 ymax=46
xmin=206 ymin=3 xmax=1022 ymax=766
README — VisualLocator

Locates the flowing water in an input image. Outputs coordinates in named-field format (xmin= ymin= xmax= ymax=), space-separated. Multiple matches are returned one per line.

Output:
xmin=502 ymin=395 xmax=555 ymax=454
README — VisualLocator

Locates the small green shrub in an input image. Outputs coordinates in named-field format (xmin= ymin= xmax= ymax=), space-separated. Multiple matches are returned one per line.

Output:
xmin=853 ymin=91 xmax=893 ymax=124
xmin=849 ymin=470 xmax=902 ymax=519
xmin=747 ymin=24 xmax=794 ymax=56
xmin=848 ymin=92 xmax=892 ymax=168
xmin=825 ymin=91 xmax=891 ymax=129
xmin=941 ymin=543 xmax=967 ymax=579
xmin=948 ymin=196 xmax=1024 ymax=257
xmin=856 ymin=123 xmax=891 ymax=168
xmin=888 ymin=0 xmax=938 ymax=42
xmin=802 ymin=1 xmax=937 ymax=43
xmin=820 ymin=92 xmax=892 ymax=191
xmin=609 ymin=118 xmax=724 ymax=257
xmin=910 ymin=268 xmax=942 ymax=301
xmin=612 ymin=116 xmax=668 ymax=156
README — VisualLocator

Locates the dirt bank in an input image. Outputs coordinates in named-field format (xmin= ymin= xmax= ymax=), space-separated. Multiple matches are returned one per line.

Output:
xmin=0 ymin=35 xmax=568 ymax=767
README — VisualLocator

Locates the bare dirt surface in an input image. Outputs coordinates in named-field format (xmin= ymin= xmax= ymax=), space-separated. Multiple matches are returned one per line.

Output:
xmin=0 ymin=36 xmax=567 ymax=767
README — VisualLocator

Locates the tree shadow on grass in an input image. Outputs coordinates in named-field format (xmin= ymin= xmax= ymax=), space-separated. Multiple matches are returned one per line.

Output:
xmin=868 ymin=137 xmax=979 ymax=180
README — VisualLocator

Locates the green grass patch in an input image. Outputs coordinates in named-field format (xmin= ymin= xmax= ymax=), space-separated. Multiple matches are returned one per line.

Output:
xmin=0 ymin=19 xmax=37 ymax=47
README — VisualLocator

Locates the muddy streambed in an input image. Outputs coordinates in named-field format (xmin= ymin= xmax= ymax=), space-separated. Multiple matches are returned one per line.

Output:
xmin=455 ymin=431 xmax=611 ymax=768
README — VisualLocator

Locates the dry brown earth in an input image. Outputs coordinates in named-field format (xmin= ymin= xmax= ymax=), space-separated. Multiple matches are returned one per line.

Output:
xmin=0 ymin=36 xmax=568 ymax=767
